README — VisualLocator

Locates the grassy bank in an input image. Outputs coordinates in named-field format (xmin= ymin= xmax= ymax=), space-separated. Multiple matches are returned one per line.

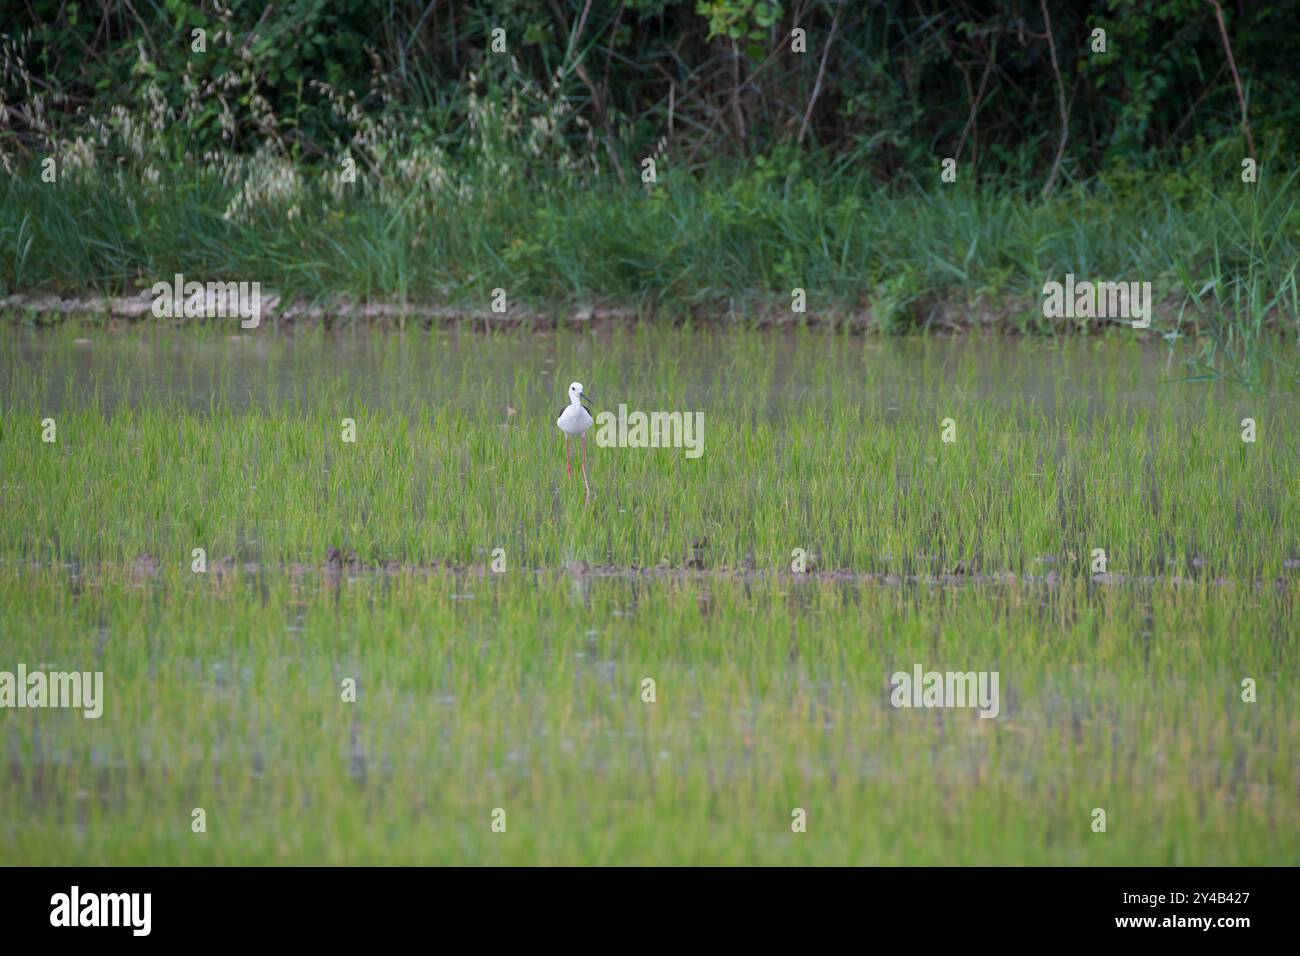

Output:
xmin=6 ymin=2 xmax=1298 ymax=376
xmin=5 ymin=156 xmax=1299 ymax=338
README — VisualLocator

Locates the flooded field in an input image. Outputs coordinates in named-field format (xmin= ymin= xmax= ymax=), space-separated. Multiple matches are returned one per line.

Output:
xmin=1 ymin=325 xmax=1297 ymax=863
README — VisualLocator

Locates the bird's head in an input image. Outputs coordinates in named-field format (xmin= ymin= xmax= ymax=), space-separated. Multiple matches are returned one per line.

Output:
xmin=569 ymin=382 xmax=594 ymax=410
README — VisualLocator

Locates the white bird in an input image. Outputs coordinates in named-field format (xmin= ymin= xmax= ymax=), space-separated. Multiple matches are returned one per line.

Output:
xmin=557 ymin=381 xmax=595 ymax=494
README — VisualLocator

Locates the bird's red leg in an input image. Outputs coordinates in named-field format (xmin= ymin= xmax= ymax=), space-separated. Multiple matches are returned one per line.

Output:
xmin=580 ymin=435 xmax=591 ymax=498
xmin=565 ymin=436 xmax=572 ymax=476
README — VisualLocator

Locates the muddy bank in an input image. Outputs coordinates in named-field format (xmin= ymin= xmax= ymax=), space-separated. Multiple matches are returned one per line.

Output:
xmin=1 ymin=291 xmax=1188 ymax=336
xmin=10 ymin=551 xmax=1297 ymax=590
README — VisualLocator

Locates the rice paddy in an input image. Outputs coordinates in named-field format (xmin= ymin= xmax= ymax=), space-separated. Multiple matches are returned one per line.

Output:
xmin=1 ymin=324 xmax=1297 ymax=864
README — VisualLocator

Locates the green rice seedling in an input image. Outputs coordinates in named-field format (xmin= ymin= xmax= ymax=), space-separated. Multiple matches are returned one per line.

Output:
xmin=1 ymin=328 xmax=1296 ymax=864
xmin=2 ymin=327 xmax=1297 ymax=577
xmin=0 ymin=562 xmax=1294 ymax=865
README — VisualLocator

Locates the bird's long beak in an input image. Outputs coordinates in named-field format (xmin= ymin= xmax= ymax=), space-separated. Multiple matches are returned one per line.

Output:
xmin=581 ymin=391 xmax=595 ymax=411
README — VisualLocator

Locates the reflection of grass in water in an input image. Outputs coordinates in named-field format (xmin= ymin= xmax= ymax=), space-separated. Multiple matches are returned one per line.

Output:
xmin=1 ymin=329 xmax=1296 ymax=863
xmin=1 ymin=568 xmax=1294 ymax=864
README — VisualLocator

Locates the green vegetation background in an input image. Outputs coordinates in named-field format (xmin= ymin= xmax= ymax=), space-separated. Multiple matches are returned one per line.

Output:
xmin=2 ymin=1 xmax=1297 ymax=371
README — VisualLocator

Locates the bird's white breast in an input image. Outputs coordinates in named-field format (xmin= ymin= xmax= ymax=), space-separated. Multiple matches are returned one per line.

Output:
xmin=557 ymin=404 xmax=594 ymax=435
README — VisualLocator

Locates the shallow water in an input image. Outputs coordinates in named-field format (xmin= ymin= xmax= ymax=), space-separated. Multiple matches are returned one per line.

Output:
xmin=4 ymin=325 xmax=1293 ymax=424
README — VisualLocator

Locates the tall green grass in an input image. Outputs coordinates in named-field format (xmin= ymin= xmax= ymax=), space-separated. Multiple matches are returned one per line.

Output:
xmin=4 ymin=157 xmax=1298 ymax=350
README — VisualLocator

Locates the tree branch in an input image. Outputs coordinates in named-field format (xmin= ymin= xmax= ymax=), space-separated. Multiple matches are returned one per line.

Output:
xmin=798 ymin=6 xmax=840 ymax=146
xmin=1039 ymin=0 xmax=1068 ymax=198
xmin=1206 ymin=0 xmax=1255 ymax=159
